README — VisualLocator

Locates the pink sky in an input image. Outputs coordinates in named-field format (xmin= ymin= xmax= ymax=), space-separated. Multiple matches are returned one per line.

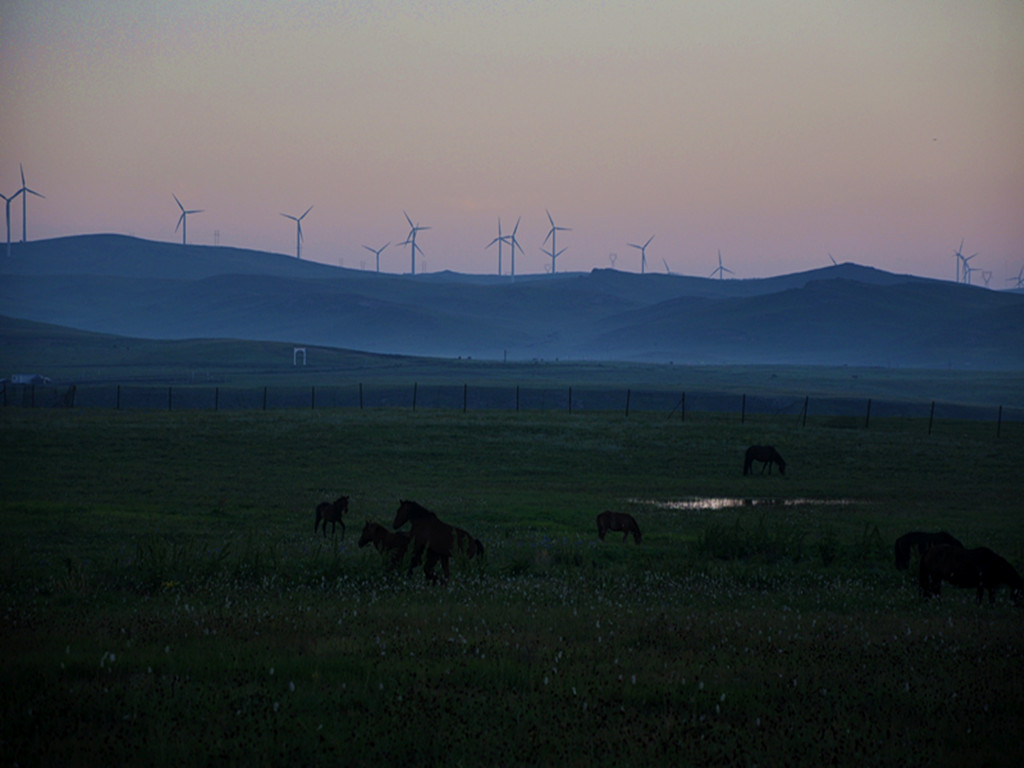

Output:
xmin=2 ymin=1 xmax=1022 ymax=284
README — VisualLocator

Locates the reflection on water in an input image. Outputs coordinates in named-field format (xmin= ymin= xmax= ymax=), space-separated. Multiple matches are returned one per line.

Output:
xmin=636 ymin=497 xmax=861 ymax=511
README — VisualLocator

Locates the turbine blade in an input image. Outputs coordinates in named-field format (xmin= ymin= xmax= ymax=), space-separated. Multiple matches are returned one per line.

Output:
xmin=174 ymin=194 xmax=184 ymax=212
xmin=404 ymin=210 xmax=414 ymax=228
xmin=300 ymin=205 xmax=313 ymax=219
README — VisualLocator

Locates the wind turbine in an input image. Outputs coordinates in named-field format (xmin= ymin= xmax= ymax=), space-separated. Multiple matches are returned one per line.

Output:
xmin=362 ymin=241 xmax=390 ymax=273
xmin=281 ymin=205 xmax=313 ymax=259
xmin=662 ymin=258 xmax=673 ymax=275
xmin=710 ymin=249 xmax=734 ymax=280
xmin=400 ymin=211 xmax=429 ymax=275
xmin=961 ymin=252 xmax=978 ymax=285
xmin=953 ymin=239 xmax=977 ymax=284
xmin=828 ymin=253 xmax=838 ymax=266
xmin=2 ymin=189 xmax=24 ymax=259
xmin=16 ymin=164 xmax=44 ymax=242
xmin=173 ymin=194 xmax=203 ymax=246
xmin=628 ymin=235 xmax=654 ymax=274
xmin=486 ymin=218 xmax=509 ymax=276
xmin=507 ymin=216 xmax=524 ymax=280
xmin=543 ymin=209 xmax=570 ymax=274
xmin=1007 ymin=265 xmax=1024 ymax=290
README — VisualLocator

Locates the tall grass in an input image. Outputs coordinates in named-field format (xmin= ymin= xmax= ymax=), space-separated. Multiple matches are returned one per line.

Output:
xmin=2 ymin=408 xmax=1023 ymax=766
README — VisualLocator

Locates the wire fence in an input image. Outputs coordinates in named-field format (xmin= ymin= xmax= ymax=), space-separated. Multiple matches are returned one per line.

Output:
xmin=3 ymin=381 xmax=1020 ymax=434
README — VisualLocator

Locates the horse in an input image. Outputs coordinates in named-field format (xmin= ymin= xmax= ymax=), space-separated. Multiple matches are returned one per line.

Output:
xmin=596 ymin=511 xmax=642 ymax=544
xmin=392 ymin=499 xmax=483 ymax=584
xmin=314 ymin=496 xmax=349 ymax=539
xmin=894 ymin=530 xmax=964 ymax=571
xmin=919 ymin=544 xmax=1024 ymax=605
xmin=358 ymin=521 xmax=412 ymax=571
xmin=743 ymin=445 xmax=786 ymax=476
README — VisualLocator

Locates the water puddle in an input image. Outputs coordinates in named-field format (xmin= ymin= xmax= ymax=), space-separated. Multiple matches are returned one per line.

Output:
xmin=635 ymin=497 xmax=862 ymax=511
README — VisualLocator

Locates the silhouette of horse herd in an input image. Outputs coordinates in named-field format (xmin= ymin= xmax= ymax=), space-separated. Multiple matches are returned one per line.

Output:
xmin=315 ymin=443 xmax=1024 ymax=605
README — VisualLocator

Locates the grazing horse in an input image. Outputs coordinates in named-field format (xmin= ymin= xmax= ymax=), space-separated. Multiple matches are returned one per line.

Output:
xmin=358 ymin=521 xmax=412 ymax=571
xmin=894 ymin=530 xmax=964 ymax=571
xmin=743 ymin=445 xmax=786 ymax=476
xmin=596 ymin=511 xmax=642 ymax=544
xmin=919 ymin=544 xmax=1024 ymax=605
xmin=392 ymin=499 xmax=483 ymax=584
xmin=314 ymin=496 xmax=349 ymax=539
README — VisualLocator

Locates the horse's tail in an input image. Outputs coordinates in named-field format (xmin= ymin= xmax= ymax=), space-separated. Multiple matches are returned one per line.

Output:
xmin=743 ymin=450 xmax=752 ymax=475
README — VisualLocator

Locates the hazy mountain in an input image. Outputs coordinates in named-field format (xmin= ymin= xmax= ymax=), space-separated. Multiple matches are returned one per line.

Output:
xmin=2 ymin=234 xmax=1022 ymax=368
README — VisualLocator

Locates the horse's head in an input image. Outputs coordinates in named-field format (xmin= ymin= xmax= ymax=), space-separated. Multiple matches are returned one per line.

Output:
xmin=358 ymin=520 xmax=375 ymax=548
xmin=335 ymin=496 xmax=350 ymax=512
xmin=393 ymin=500 xmax=411 ymax=529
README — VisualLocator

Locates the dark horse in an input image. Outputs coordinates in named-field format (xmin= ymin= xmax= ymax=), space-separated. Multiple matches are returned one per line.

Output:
xmin=920 ymin=544 xmax=1024 ymax=605
xmin=358 ymin=521 xmax=412 ymax=571
xmin=596 ymin=511 xmax=642 ymax=544
xmin=743 ymin=445 xmax=786 ymax=476
xmin=392 ymin=499 xmax=484 ymax=584
xmin=314 ymin=496 xmax=349 ymax=539
xmin=894 ymin=530 xmax=964 ymax=571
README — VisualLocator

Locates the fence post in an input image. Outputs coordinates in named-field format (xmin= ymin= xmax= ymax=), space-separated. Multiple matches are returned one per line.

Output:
xmin=463 ymin=383 xmax=468 ymax=413
xmin=568 ymin=387 xmax=573 ymax=414
xmin=997 ymin=405 xmax=1002 ymax=438
xmin=168 ymin=386 xmax=173 ymax=411
xmin=740 ymin=394 xmax=746 ymax=424
xmin=516 ymin=385 xmax=520 ymax=413
xmin=263 ymin=386 xmax=267 ymax=411
xmin=311 ymin=386 xmax=316 ymax=410
xmin=116 ymin=385 xmax=121 ymax=410
xmin=625 ymin=388 xmax=631 ymax=417
xmin=801 ymin=395 xmax=809 ymax=427
xmin=413 ymin=382 xmax=418 ymax=411
xmin=928 ymin=401 xmax=935 ymax=435
xmin=864 ymin=398 xmax=872 ymax=429
xmin=681 ymin=392 xmax=685 ymax=423
xmin=215 ymin=387 xmax=219 ymax=412
xmin=359 ymin=383 xmax=364 ymax=409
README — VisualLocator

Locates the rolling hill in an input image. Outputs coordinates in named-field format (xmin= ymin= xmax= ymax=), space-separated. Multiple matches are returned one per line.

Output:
xmin=2 ymin=234 xmax=1022 ymax=369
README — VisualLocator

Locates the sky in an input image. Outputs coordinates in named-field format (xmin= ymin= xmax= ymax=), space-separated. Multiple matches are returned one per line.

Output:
xmin=2 ymin=1 xmax=1023 ymax=284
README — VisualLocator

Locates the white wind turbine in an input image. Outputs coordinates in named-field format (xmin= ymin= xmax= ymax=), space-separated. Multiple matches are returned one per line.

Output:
xmin=281 ymin=205 xmax=313 ymax=259
xmin=16 ymin=164 xmax=44 ymax=242
xmin=628 ymin=235 xmax=654 ymax=274
xmin=710 ymin=249 xmax=734 ymax=280
xmin=486 ymin=218 xmax=510 ymax=276
xmin=362 ymin=241 xmax=390 ymax=273
xmin=173 ymin=194 xmax=203 ymax=245
xmin=400 ymin=211 xmax=429 ymax=275
xmin=542 ymin=209 xmax=570 ymax=274
xmin=2 ymin=189 xmax=24 ymax=259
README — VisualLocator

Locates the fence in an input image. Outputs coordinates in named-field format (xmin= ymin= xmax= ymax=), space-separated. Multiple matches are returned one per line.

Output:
xmin=3 ymin=381 xmax=1020 ymax=433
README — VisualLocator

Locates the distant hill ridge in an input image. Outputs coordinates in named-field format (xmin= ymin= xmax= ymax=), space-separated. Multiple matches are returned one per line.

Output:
xmin=2 ymin=234 xmax=1022 ymax=368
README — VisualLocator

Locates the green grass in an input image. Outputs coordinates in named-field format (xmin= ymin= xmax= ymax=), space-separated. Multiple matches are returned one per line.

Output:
xmin=2 ymin=407 xmax=1023 ymax=766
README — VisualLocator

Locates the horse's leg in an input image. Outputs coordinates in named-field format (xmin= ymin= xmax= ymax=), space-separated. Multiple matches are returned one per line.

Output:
xmin=440 ymin=554 xmax=450 ymax=584
xmin=408 ymin=542 xmax=425 ymax=576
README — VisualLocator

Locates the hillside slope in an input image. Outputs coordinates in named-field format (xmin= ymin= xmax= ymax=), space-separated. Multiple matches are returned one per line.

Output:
xmin=2 ymin=235 xmax=1021 ymax=368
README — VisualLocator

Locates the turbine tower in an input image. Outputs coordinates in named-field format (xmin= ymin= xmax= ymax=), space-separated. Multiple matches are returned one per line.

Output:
xmin=543 ymin=209 xmax=570 ymax=274
xmin=281 ymin=205 xmax=313 ymax=259
xmin=17 ymin=164 xmax=44 ymax=242
xmin=486 ymin=218 xmax=509 ymax=276
xmin=400 ymin=211 xmax=429 ymax=275
xmin=362 ymin=241 xmax=390 ymax=273
xmin=710 ymin=249 xmax=734 ymax=280
xmin=507 ymin=216 xmax=524 ymax=281
xmin=173 ymin=194 xmax=203 ymax=246
xmin=2 ymin=189 xmax=24 ymax=259
xmin=628 ymin=235 xmax=654 ymax=274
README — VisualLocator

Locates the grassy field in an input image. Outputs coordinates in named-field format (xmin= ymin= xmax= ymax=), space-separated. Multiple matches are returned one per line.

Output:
xmin=2 ymin=406 xmax=1023 ymax=766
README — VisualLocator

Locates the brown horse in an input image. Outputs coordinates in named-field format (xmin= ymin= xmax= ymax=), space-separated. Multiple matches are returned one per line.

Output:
xmin=392 ymin=499 xmax=483 ymax=583
xmin=596 ymin=511 xmax=642 ymax=544
xmin=920 ymin=544 xmax=1024 ymax=605
xmin=358 ymin=521 xmax=412 ymax=571
xmin=743 ymin=445 xmax=786 ymax=476
xmin=894 ymin=530 xmax=964 ymax=571
xmin=314 ymin=496 xmax=349 ymax=539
